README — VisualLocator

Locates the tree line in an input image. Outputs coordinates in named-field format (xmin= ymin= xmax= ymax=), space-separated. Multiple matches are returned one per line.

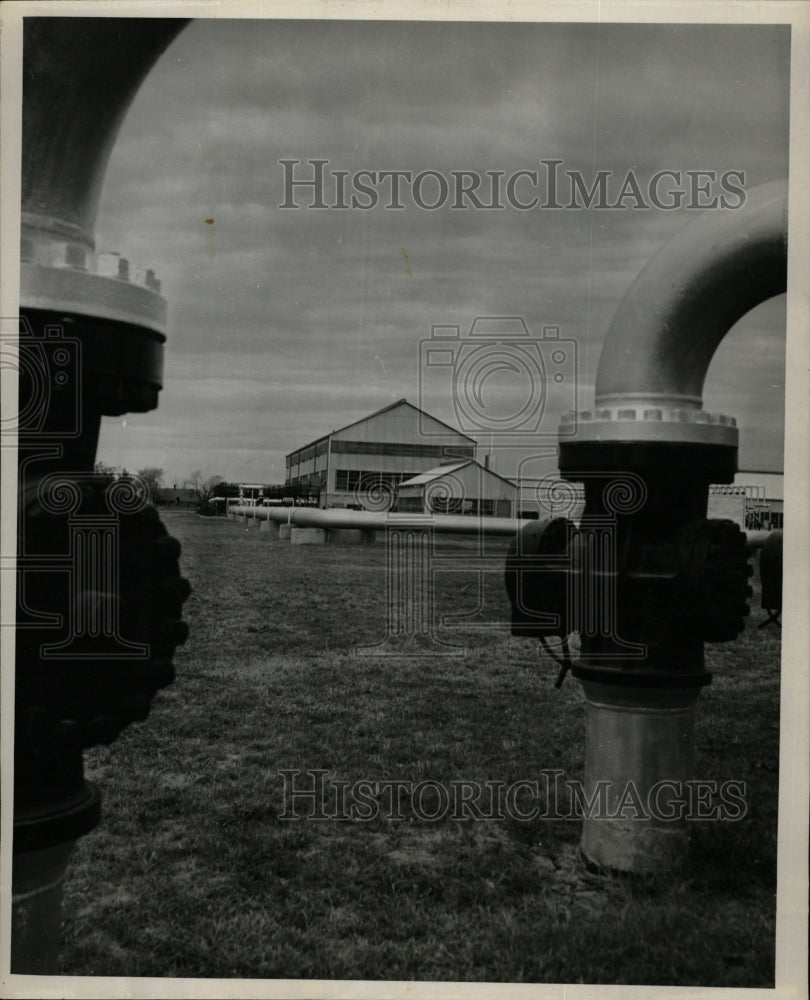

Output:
xmin=92 ymin=463 xmax=224 ymax=506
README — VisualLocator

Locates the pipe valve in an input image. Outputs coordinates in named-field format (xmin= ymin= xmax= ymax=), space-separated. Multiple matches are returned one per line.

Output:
xmin=675 ymin=518 xmax=753 ymax=643
xmin=504 ymin=516 xmax=573 ymax=640
xmin=505 ymin=513 xmax=753 ymax=680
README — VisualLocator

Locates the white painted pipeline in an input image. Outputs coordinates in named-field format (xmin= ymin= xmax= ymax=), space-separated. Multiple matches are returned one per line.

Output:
xmin=230 ymin=504 xmax=529 ymax=537
xmin=743 ymin=529 xmax=771 ymax=551
xmin=230 ymin=505 xmax=772 ymax=549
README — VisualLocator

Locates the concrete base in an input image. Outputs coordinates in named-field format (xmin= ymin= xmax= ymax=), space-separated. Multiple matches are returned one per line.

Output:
xmin=278 ymin=524 xmax=292 ymax=540
xmin=291 ymin=526 xmax=326 ymax=545
xmin=579 ymin=680 xmax=701 ymax=874
xmin=12 ymin=841 xmax=76 ymax=974
xmin=259 ymin=520 xmax=279 ymax=537
xmin=326 ymin=528 xmax=376 ymax=545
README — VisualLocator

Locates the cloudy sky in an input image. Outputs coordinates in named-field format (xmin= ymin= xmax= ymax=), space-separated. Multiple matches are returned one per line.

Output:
xmin=88 ymin=17 xmax=789 ymax=486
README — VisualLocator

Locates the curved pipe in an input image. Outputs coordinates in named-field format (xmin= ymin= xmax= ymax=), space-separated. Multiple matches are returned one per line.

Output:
xmin=595 ymin=180 xmax=788 ymax=408
xmin=22 ymin=18 xmax=189 ymax=249
xmin=20 ymin=19 xmax=190 ymax=418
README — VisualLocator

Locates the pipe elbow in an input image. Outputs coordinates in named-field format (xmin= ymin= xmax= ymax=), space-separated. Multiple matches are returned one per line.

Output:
xmin=594 ymin=179 xmax=788 ymax=409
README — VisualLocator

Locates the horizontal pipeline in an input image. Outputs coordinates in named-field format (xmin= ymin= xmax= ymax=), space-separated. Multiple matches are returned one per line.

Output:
xmin=230 ymin=504 xmax=525 ymax=537
xmin=229 ymin=506 xmax=772 ymax=550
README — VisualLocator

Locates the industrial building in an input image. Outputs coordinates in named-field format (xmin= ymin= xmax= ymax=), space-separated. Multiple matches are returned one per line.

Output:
xmin=708 ymin=470 xmax=784 ymax=529
xmin=397 ymin=460 xmax=517 ymax=517
xmin=511 ymin=477 xmax=586 ymax=521
xmin=285 ymin=399 xmax=476 ymax=510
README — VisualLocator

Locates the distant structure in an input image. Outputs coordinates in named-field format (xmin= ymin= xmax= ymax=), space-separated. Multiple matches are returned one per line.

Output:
xmin=275 ymin=401 xmax=785 ymax=527
xmin=285 ymin=399 xmax=476 ymax=510
xmin=509 ymin=477 xmax=586 ymax=521
xmin=154 ymin=487 xmax=197 ymax=507
xmin=511 ymin=469 xmax=783 ymax=528
xmin=397 ymin=460 xmax=517 ymax=518
xmin=237 ymin=484 xmax=268 ymax=505
xmin=707 ymin=470 xmax=783 ymax=529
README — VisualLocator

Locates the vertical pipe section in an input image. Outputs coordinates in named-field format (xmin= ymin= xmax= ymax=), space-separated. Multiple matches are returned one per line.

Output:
xmin=580 ymin=683 xmax=700 ymax=873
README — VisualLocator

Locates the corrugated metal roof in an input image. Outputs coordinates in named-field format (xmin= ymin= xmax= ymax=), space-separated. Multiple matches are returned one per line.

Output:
xmin=285 ymin=398 xmax=476 ymax=459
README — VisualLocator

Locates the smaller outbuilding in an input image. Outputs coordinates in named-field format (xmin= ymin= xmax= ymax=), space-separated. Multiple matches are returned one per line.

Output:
xmin=396 ymin=460 xmax=516 ymax=518
xmin=155 ymin=487 xmax=197 ymax=507
xmin=707 ymin=470 xmax=784 ymax=530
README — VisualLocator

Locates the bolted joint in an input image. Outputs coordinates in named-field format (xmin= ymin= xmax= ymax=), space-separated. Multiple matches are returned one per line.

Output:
xmin=675 ymin=518 xmax=752 ymax=642
xmin=504 ymin=508 xmax=753 ymax=682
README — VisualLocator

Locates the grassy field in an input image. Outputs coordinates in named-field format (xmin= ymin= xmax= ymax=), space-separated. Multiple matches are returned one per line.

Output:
xmin=59 ymin=510 xmax=781 ymax=985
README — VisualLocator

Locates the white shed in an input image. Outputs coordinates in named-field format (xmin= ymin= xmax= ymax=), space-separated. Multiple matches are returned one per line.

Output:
xmin=396 ymin=460 xmax=516 ymax=518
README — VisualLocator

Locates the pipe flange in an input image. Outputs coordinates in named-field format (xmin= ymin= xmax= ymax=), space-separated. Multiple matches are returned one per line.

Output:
xmin=559 ymin=405 xmax=738 ymax=448
xmin=20 ymin=226 xmax=166 ymax=336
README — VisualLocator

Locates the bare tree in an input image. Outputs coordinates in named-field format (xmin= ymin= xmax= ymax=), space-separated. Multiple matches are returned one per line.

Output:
xmin=93 ymin=460 xmax=120 ymax=478
xmin=137 ymin=467 xmax=164 ymax=505
xmin=184 ymin=470 xmax=224 ymax=505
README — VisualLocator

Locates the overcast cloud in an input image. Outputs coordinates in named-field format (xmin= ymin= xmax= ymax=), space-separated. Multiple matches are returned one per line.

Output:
xmin=90 ymin=19 xmax=790 ymax=485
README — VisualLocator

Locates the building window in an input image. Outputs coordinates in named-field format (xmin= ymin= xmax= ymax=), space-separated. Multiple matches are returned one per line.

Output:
xmin=429 ymin=496 xmax=496 ymax=516
xmin=335 ymin=470 xmax=359 ymax=491
xmin=335 ymin=470 xmax=420 ymax=492
xmin=331 ymin=440 xmax=474 ymax=459
xmin=430 ymin=496 xmax=463 ymax=514
xmin=397 ymin=496 xmax=424 ymax=512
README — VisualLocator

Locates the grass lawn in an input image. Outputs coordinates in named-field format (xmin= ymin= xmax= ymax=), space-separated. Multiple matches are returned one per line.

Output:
xmin=59 ymin=511 xmax=781 ymax=985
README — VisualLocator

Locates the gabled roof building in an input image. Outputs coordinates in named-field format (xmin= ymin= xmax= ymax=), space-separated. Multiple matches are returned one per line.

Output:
xmin=285 ymin=399 xmax=477 ymax=510
xmin=397 ymin=460 xmax=516 ymax=518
